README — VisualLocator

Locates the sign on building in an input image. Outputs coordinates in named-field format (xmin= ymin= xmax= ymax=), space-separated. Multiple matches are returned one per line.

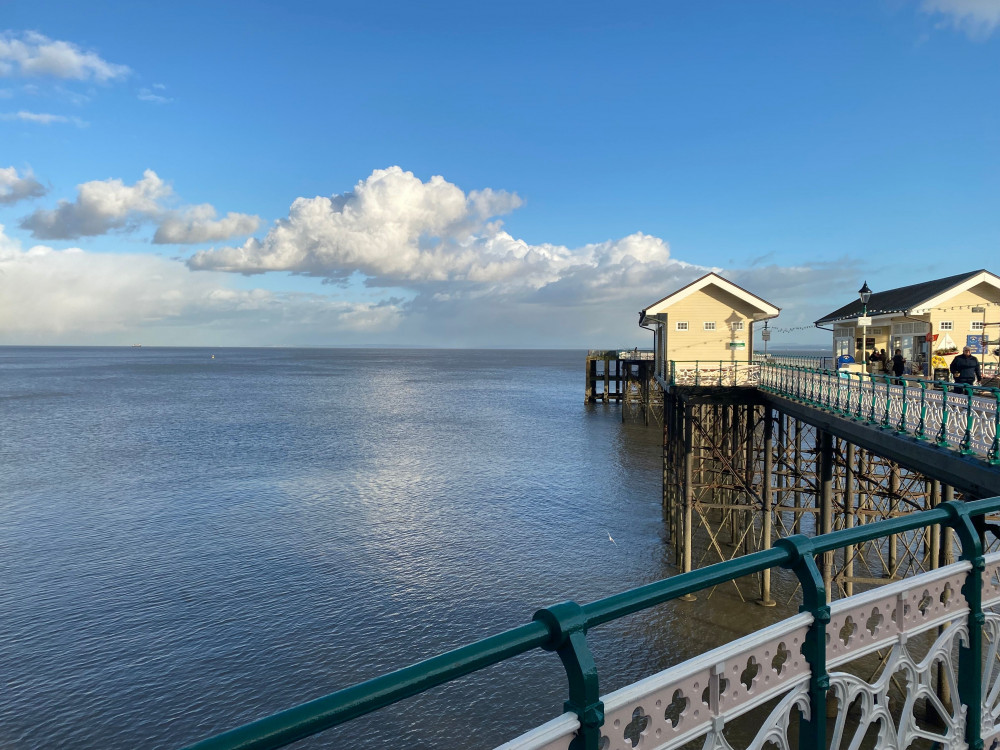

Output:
xmin=967 ymin=334 xmax=985 ymax=354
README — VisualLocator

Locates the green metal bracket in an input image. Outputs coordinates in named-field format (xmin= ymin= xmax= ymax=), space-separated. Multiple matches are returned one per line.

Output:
xmin=775 ymin=535 xmax=829 ymax=750
xmin=896 ymin=378 xmax=909 ymax=434
xmin=937 ymin=387 xmax=951 ymax=447
xmin=917 ymin=380 xmax=928 ymax=440
xmin=941 ymin=501 xmax=985 ymax=750
xmin=533 ymin=601 xmax=604 ymax=750
xmin=867 ymin=375 xmax=877 ymax=424
xmin=881 ymin=376 xmax=892 ymax=429
xmin=961 ymin=385 xmax=975 ymax=455
xmin=990 ymin=390 xmax=1000 ymax=464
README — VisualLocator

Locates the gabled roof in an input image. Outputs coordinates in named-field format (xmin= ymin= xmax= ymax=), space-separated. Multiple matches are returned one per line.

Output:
xmin=814 ymin=270 xmax=1000 ymax=325
xmin=640 ymin=272 xmax=780 ymax=324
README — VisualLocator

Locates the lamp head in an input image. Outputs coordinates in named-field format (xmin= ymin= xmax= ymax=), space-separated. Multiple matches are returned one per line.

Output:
xmin=858 ymin=281 xmax=872 ymax=305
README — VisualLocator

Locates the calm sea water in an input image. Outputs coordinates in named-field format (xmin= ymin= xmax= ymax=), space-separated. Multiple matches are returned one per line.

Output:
xmin=1 ymin=347 xmax=792 ymax=749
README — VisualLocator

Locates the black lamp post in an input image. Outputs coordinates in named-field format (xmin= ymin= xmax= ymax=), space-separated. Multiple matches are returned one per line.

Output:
xmin=858 ymin=281 xmax=872 ymax=364
xmin=858 ymin=281 xmax=872 ymax=315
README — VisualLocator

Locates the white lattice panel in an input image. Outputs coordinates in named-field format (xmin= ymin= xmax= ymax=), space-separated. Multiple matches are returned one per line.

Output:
xmin=827 ymin=561 xmax=970 ymax=668
xmin=598 ymin=613 xmax=812 ymax=750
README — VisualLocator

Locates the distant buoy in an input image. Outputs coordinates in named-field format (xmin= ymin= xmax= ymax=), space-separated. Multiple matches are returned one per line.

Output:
xmin=211 ymin=355 xmax=215 ymax=359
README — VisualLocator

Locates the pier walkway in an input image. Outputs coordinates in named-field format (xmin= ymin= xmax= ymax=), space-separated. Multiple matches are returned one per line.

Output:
xmin=666 ymin=360 xmax=999 ymax=498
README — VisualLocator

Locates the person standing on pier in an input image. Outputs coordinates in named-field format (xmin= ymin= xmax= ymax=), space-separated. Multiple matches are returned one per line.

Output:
xmin=950 ymin=346 xmax=982 ymax=390
xmin=891 ymin=349 xmax=905 ymax=381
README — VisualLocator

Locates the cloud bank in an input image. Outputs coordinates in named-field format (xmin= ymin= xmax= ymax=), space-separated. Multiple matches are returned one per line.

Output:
xmin=0 ymin=224 xmax=401 ymax=344
xmin=0 ymin=31 xmax=129 ymax=81
xmin=21 ymin=169 xmax=260 ymax=243
xmin=0 ymin=166 xmax=46 ymax=204
xmin=2 ymin=166 xmax=861 ymax=347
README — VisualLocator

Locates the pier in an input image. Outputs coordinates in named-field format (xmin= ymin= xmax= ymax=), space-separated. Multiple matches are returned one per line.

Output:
xmin=182 ymin=273 xmax=1000 ymax=750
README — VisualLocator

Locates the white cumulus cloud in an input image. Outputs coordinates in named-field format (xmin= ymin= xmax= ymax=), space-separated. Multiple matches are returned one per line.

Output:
xmin=921 ymin=0 xmax=1000 ymax=38
xmin=0 ymin=31 xmax=130 ymax=81
xmin=20 ymin=169 xmax=260 ymax=243
xmin=188 ymin=167 xmax=694 ymax=308
xmin=154 ymin=205 xmax=261 ymax=244
xmin=0 ymin=165 xmax=46 ymax=204
xmin=21 ymin=169 xmax=171 ymax=239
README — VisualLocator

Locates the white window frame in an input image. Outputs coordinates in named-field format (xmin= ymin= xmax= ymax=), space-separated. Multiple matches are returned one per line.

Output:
xmin=731 ymin=321 xmax=744 ymax=332
xmin=940 ymin=321 xmax=954 ymax=331
xmin=972 ymin=321 xmax=985 ymax=331
xmin=675 ymin=321 xmax=688 ymax=331
xmin=704 ymin=321 xmax=716 ymax=331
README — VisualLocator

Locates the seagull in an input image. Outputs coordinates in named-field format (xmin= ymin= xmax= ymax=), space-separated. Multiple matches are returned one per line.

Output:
xmin=607 ymin=530 xmax=618 ymax=546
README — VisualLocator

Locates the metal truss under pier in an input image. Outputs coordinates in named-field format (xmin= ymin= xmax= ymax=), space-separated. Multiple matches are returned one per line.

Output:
xmin=663 ymin=362 xmax=1000 ymax=608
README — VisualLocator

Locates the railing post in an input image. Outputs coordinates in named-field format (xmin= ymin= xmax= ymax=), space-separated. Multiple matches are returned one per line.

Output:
xmin=533 ymin=601 xmax=604 ymax=750
xmin=881 ymin=375 xmax=892 ymax=429
xmin=775 ymin=535 xmax=829 ymax=750
xmin=961 ymin=384 xmax=975 ymax=455
xmin=670 ymin=360 xmax=676 ymax=386
xmin=937 ymin=387 xmax=951 ymax=447
xmin=855 ymin=373 xmax=864 ymax=420
xmin=990 ymin=389 xmax=1000 ymax=464
xmin=896 ymin=378 xmax=909 ymax=434
xmin=917 ymin=380 xmax=928 ymax=440
xmin=940 ymin=501 xmax=986 ymax=750
xmin=867 ymin=375 xmax=877 ymax=424
xmin=695 ymin=361 xmax=700 ymax=386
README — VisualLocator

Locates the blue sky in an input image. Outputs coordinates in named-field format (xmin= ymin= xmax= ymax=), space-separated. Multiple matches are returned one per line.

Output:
xmin=1 ymin=0 xmax=998 ymax=347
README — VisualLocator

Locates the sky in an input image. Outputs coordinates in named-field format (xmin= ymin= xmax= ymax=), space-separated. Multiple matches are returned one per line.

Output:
xmin=1 ymin=0 xmax=998 ymax=349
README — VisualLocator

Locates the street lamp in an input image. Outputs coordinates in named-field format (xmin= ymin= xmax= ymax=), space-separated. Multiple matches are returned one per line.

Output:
xmin=858 ymin=282 xmax=873 ymax=368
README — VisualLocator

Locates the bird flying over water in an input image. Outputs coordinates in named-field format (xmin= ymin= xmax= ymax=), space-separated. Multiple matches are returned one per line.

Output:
xmin=607 ymin=530 xmax=617 ymax=546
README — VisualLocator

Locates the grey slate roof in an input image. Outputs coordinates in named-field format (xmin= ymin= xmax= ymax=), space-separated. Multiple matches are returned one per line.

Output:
xmin=814 ymin=270 xmax=988 ymax=325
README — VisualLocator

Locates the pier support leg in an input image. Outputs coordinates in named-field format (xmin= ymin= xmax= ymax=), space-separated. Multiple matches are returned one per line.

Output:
xmin=820 ymin=430 xmax=834 ymax=601
xmin=844 ymin=442 xmax=855 ymax=598
xmin=759 ymin=407 xmax=776 ymax=606
xmin=681 ymin=405 xmax=696 ymax=601
xmin=887 ymin=463 xmax=900 ymax=578
xmin=793 ymin=419 xmax=802 ymax=534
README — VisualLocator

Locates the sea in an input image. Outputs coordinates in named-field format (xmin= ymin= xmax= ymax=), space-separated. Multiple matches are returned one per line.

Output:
xmin=0 ymin=347 xmax=799 ymax=749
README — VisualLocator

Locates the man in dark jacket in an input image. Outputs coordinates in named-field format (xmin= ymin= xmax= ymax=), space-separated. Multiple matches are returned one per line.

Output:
xmin=950 ymin=347 xmax=982 ymax=389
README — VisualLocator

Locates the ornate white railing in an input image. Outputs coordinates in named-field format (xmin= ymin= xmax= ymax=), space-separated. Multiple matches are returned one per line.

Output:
xmin=184 ymin=499 xmax=1000 ymax=750
xmin=668 ymin=361 xmax=761 ymax=387
xmin=758 ymin=364 xmax=1000 ymax=462
xmin=501 ymin=560 xmax=984 ymax=750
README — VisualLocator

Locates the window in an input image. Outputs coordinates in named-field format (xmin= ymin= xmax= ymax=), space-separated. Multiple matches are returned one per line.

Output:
xmin=972 ymin=321 xmax=985 ymax=331
xmin=731 ymin=321 xmax=744 ymax=331
xmin=940 ymin=321 xmax=953 ymax=331
xmin=892 ymin=322 xmax=929 ymax=334
xmin=704 ymin=322 xmax=716 ymax=331
xmin=675 ymin=321 xmax=688 ymax=331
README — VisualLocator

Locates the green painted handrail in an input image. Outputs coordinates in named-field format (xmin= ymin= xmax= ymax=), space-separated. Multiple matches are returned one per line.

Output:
xmin=182 ymin=497 xmax=1000 ymax=750
xmin=757 ymin=363 xmax=999 ymax=459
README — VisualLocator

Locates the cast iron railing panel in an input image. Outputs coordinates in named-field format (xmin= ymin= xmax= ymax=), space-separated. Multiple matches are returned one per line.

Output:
xmin=182 ymin=499 xmax=1000 ymax=750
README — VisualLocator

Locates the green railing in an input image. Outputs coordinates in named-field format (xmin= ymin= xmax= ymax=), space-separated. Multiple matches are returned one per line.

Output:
xmin=182 ymin=497 xmax=1000 ymax=750
xmin=759 ymin=363 xmax=1000 ymax=464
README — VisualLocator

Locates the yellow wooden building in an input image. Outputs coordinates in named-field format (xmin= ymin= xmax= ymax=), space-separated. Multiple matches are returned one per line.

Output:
xmin=639 ymin=272 xmax=780 ymax=375
xmin=814 ymin=269 xmax=1000 ymax=376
